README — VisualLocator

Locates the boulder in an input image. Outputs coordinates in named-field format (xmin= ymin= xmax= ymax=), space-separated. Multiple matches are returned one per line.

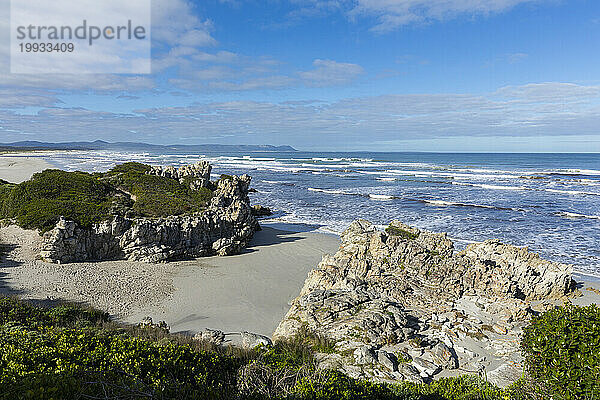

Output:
xmin=240 ymin=331 xmax=272 ymax=348
xmin=194 ymin=329 xmax=226 ymax=346
xmin=148 ymin=161 xmax=212 ymax=189
xmin=252 ymin=205 xmax=273 ymax=217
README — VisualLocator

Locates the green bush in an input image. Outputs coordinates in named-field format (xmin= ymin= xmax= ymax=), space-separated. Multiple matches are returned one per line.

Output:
xmin=0 ymin=328 xmax=238 ymax=399
xmin=521 ymin=304 xmax=600 ymax=400
xmin=385 ymin=225 xmax=418 ymax=240
xmin=0 ymin=297 xmax=109 ymax=328
xmin=0 ymin=296 xmax=527 ymax=400
xmin=103 ymin=162 xmax=213 ymax=217
xmin=0 ymin=297 xmax=238 ymax=399
xmin=0 ymin=163 xmax=215 ymax=232
xmin=0 ymin=169 xmax=114 ymax=231
xmin=404 ymin=375 xmax=506 ymax=399
xmin=293 ymin=369 xmax=397 ymax=400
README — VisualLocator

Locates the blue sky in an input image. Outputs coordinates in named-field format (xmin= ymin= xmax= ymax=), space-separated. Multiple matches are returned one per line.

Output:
xmin=1 ymin=0 xmax=600 ymax=151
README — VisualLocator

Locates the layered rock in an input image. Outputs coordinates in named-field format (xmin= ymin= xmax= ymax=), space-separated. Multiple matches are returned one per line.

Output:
xmin=148 ymin=161 xmax=212 ymax=189
xmin=40 ymin=173 xmax=259 ymax=263
xmin=274 ymin=219 xmax=576 ymax=385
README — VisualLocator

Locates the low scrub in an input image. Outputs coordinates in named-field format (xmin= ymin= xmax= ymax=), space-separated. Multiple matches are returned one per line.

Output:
xmin=0 ymin=162 xmax=214 ymax=232
xmin=520 ymin=303 xmax=600 ymax=400
xmin=385 ymin=225 xmax=418 ymax=240
xmin=2 ymin=296 xmax=597 ymax=399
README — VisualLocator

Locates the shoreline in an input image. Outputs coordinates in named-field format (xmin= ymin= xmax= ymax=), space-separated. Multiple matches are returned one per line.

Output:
xmin=0 ymin=154 xmax=598 ymax=336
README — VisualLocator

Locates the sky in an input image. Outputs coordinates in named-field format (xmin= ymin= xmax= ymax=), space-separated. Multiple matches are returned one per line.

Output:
xmin=1 ymin=0 xmax=600 ymax=152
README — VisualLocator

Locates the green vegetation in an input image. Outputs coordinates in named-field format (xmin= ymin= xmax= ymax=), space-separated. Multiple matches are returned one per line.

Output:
xmin=102 ymin=162 xmax=213 ymax=218
xmin=1 ymin=299 xmax=598 ymax=399
xmin=521 ymin=304 xmax=600 ymax=400
xmin=385 ymin=225 xmax=419 ymax=240
xmin=0 ymin=169 xmax=115 ymax=231
xmin=0 ymin=295 xmax=517 ymax=400
xmin=0 ymin=162 xmax=214 ymax=232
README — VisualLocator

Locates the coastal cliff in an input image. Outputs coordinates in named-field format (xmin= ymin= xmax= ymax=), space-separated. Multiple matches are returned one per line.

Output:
xmin=274 ymin=220 xmax=576 ymax=386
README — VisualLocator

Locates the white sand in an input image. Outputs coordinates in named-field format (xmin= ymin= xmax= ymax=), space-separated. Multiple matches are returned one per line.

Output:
xmin=572 ymin=273 xmax=600 ymax=307
xmin=0 ymin=154 xmax=52 ymax=183
xmin=0 ymin=225 xmax=180 ymax=316
xmin=0 ymin=223 xmax=340 ymax=337
xmin=123 ymin=225 xmax=340 ymax=336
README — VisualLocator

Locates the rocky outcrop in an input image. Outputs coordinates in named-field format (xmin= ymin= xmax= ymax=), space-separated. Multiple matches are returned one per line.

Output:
xmin=148 ymin=161 xmax=212 ymax=189
xmin=40 ymin=171 xmax=260 ymax=263
xmin=274 ymin=219 xmax=576 ymax=386
xmin=192 ymin=329 xmax=273 ymax=348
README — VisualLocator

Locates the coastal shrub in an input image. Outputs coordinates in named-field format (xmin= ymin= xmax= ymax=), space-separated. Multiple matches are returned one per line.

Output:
xmin=293 ymin=369 xmax=397 ymax=400
xmin=0 ymin=297 xmax=519 ymax=400
xmin=104 ymin=161 xmax=152 ymax=176
xmin=521 ymin=303 xmax=600 ymax=400
xmin=0 ymin=297 xmax=109 ymax=328
xmin=403 ymin=375 xmax=506 ymax=399
xmin=0 ymin=163 xmax=215 ymax=232
xmin=104 ymin=163 xmax=213 ymax=217
xmin=385 ymin=226 xmax=418 ymax=240
xmin=0 ymin=182 xmax=14 ymax=215
xmin=0 ymin=169 xmax=115 ymax=231
xmin=0 ymin=327 xmax=238 ymax=399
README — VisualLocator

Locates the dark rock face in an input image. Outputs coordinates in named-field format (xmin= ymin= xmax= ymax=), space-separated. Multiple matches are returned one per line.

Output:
xmin=251 ymin=205 xmax=273 ymax=217
xmin=274 ymin=219 xmax=576 ymax=385
xmin=40 ymin=172 xmax=259 ymax=263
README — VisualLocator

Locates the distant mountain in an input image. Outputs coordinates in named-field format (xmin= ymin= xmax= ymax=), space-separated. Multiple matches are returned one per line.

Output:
xmin=0 ymin=140 xmax=297 ymax=152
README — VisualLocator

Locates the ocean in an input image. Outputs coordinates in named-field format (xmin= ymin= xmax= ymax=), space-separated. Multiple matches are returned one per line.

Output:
xmin=32 ymin=150 xmax=600 ymax=275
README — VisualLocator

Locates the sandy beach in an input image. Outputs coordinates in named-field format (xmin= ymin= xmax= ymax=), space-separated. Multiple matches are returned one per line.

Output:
xmin=0 ymin=153 xmax=598 ymax=342
xmin=124 ymin=225 xmax=340 ymax=336
xmin=0 ymin=153 xmax=52 ymax=183
xmin=0 ymin=152 xmax=341 ymax=337
xmin=0 ymin=222 xmax=340 ymax=336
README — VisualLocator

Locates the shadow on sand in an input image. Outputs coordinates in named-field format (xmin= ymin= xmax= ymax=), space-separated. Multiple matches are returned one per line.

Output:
xmin=240 ymin=226 xmax=310 ymax=254
xmin=0 ymin=243 xmax=26 ymax=297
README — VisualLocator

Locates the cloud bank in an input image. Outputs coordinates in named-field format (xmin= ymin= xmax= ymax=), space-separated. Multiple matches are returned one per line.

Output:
xmin=1 ymin=82 xmax=598 ymax=150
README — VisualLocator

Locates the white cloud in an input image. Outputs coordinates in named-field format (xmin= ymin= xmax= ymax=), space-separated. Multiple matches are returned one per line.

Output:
xmin=0 ymin=89 xmax=61 ymax=108
xmin=299 ymin=59 xmax=365 ymax=87
xmin=152 ymin=0 xmax=216 ymax=47
xmin=1 ymin=82 xmax=599 ymax=150
xmin=164 ymin=57 xmax=364 ymax=92
xmin=286 ymin=0 xmax=544 ymax=32
xmin=493 ymin=82 xmax=600 ymax=101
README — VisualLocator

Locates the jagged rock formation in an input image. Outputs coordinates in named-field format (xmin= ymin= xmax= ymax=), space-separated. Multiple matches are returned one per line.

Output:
xmin=274 ymin=220 xmax=576 ymax=386
xmin=40 ymin=171 xmax=259 ymax=263
xmin=148 ymin=161 xmax=212 ymax=190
